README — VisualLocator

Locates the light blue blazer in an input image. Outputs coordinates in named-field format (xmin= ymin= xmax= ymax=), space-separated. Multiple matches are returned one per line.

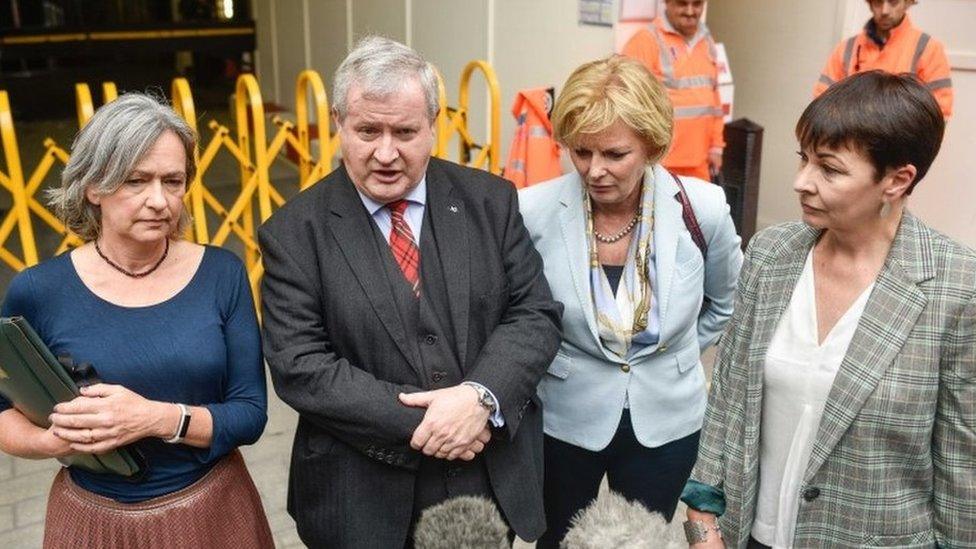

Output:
xmin=518 ymin=164 xmax=742 ymax=451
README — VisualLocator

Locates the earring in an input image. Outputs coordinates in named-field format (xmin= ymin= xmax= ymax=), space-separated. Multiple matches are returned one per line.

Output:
xmin=879 ymin=200 xmax=891 ymax=219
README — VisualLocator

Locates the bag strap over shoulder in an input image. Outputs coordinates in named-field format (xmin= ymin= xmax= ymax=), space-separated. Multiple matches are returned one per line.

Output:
xmin=669 ymin=171 xmax=708 ymax=259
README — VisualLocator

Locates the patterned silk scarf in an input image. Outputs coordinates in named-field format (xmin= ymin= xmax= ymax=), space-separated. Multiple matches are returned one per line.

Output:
xmin=583 ymin=165 xmax=657 ymax=359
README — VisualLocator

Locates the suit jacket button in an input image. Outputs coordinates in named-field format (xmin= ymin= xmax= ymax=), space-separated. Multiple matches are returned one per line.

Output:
xmin=621 ymin=363 xmax=631 ymax=373
xmin=424 ymin=334 xmax=438 ymax=345
xmin=803 ymin=487 xmax=820 ymax=502
xmin=432 ymin=371 xmax=445 ymax=382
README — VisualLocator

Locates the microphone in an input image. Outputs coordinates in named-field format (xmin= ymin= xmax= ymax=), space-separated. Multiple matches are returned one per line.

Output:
xmin=413 ymin=495 xmax=510 ymax=549
xmin=560 ymin=491 xmax=685 ymax=549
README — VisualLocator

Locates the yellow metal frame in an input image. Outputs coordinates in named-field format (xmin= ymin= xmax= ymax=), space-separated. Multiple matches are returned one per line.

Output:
xmin=0 ymin=91 xmax=39 ymax=269
xmin=434 ymin=68 xmax=451 ymax=158
xmin=458 ymin=61 xmax=502 ymax=174
xmin=170 ymin=77 xmax=208 ymax=243
xmin=75 ymin=81 xmax=118 ymax=128
xmin=293 ymin=70 xmax=339 ymax=189
xmin=431 ymin=61 xmax=502 ymax=174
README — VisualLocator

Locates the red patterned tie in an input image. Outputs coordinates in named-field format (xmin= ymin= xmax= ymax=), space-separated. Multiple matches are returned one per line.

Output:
xmin=387 ymin=200 xmax=420 ymax=297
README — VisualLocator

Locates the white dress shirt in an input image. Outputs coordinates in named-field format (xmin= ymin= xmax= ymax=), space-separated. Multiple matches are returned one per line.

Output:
xmin=752 ymin=249 xmax=875 ymax=548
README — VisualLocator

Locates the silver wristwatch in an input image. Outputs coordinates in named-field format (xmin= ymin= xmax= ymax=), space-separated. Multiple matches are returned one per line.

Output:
xmin=462 ymin=382 xmax=497 ymax=414
xmin=684 ymin=520 xmax=722 ymax=544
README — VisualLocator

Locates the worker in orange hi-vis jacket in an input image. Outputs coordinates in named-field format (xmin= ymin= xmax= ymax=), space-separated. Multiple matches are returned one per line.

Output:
xmin=504 ymin=87 xmax=562 ymax=189
xmin=814 ymin=0 xmax=953 ymax=119
xmin=622 ymin=0 xmax=724 ymax=182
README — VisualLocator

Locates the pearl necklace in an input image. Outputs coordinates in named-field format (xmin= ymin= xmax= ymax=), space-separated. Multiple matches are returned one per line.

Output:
xmin=594 ymin=210 xmax=641 ymax=244
xmin=94 ymin=239 xmax=169 ymax=278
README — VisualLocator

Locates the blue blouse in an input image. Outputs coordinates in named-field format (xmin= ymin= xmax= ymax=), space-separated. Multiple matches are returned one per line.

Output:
xmin=0 ymin=246 xmax=267 ymax=502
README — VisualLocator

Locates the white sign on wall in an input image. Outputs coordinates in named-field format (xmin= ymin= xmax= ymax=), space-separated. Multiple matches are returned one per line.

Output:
xmin=579 ymin=0 xmax=614 ymax=27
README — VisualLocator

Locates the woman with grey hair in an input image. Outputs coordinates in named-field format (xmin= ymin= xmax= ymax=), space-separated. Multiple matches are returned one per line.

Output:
xmin=0 ymin=93 xmax=273 ymax=548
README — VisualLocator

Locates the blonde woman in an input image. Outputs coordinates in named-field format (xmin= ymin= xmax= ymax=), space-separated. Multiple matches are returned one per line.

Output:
xmin=519 ymin=56 xmax=742 ymax=548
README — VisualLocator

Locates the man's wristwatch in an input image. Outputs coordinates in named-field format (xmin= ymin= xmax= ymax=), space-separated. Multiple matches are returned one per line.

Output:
xmin=684 ymin=519 xmax=722 ymax=544
xmin=462 ymin=382 xmax=497 ymax=414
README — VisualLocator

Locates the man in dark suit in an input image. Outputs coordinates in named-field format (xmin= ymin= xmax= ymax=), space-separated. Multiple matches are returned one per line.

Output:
xmin=258 ymin=35 xmax=562 ymax=549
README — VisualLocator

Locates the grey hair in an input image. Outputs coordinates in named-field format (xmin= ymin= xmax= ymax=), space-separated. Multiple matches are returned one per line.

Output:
xmin=49 ymin=93 xmax=197 ymax=242
xmin=332 ymin=35 xmax=439 ymax=122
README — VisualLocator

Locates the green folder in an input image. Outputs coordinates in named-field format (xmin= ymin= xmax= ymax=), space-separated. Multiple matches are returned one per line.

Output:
xmin=0 ymin=316 xmax=143 ymax=477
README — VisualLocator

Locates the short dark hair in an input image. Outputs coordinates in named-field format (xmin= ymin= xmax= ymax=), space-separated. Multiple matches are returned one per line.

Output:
xmin=796 ymin=70 xmax=944 ymax=194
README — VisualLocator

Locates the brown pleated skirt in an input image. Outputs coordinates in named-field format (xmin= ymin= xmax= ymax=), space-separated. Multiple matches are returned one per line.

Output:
xmin=43 ymin=450 xmax=275 ymax=549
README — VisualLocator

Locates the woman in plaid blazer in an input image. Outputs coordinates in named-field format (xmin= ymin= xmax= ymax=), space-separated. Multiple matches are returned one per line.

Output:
xmin=682 ymin=71 xmax=976 ymax=548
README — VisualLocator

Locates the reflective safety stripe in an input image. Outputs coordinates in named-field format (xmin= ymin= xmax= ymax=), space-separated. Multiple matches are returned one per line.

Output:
xmin=841 ymin=36 xmax=857 ymax=77
xmin=911 ymin=33 xmax=931 ymax=73
xmin=818 ymin=73 xmax=835 ymax=86
xmin=665 ymin=75 xmax=717 ymax=89
xmin=652 ymin=27 xmax=675 ymax=83
xmin=528 ymin=125 xmax=549 ymax=138
xmin=927 ymin=77 xmax=952 ymax=91
xmin=674 ymin=105 xmax=724 ymax=118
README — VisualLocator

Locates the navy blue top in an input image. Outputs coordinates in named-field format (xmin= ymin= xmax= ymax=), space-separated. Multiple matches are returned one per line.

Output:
xmin=0 ymin=246 xmax=267 ymax=502
xmin=602 ymin=264 xmax=625 ymax=295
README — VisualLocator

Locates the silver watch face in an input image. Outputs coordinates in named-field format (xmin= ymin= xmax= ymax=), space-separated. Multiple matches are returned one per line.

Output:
xmin=479 ymin=391 xmax=496 ymax=412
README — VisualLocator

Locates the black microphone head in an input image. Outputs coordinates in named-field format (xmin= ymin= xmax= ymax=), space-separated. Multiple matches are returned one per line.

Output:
xmin=560 ymin=491 xmax=685 ymax=549
xmin=414 ymin=495 xmax=510 ymax=549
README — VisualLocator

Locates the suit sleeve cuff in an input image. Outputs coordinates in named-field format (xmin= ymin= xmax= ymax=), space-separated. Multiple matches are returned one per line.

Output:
xmin=463 ymin=382 xmax=505 ymax=427
xmin=681 ymin=479 xmax=727 ymax=516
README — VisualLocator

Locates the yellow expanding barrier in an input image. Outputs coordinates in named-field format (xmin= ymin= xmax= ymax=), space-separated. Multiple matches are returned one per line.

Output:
xmin=75 ymin=82 xmax=118 ymax=128
xmin=433 ymin=60 xmax=502 ymax=175
xmin=293 ymin=70 xmax=339 ymax=189
xmin=0 ymin=91 xmax=39 ymax=270
xmin=0 ymin=61 xmax=503 ymax=306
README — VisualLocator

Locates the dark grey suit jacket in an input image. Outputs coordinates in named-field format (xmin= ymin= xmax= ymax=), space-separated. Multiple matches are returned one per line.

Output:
xmin=258 ymin=158 xmax=562 ymax=548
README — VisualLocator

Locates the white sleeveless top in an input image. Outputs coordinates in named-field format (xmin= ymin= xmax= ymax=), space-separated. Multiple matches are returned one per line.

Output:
xmin=752 ymin=249 xmax=875 ymax=548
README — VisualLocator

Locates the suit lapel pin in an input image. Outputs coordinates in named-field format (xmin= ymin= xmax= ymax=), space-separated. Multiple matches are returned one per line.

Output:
xmin=449 ymin=205 xmax=459 ymax=213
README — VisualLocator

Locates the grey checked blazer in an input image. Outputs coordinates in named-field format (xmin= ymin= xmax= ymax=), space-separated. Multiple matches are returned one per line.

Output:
xmin=691 ymin=213 xmax=976 ymax=548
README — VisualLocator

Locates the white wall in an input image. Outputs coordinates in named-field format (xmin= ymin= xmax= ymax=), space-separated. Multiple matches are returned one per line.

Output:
xmin=884 ymin=0 xmax=976 ymax=246
xmin=707 ymin=0 xmax=845 ymax=233
xmin=252 ymin=0 xmax=975 ymax=247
